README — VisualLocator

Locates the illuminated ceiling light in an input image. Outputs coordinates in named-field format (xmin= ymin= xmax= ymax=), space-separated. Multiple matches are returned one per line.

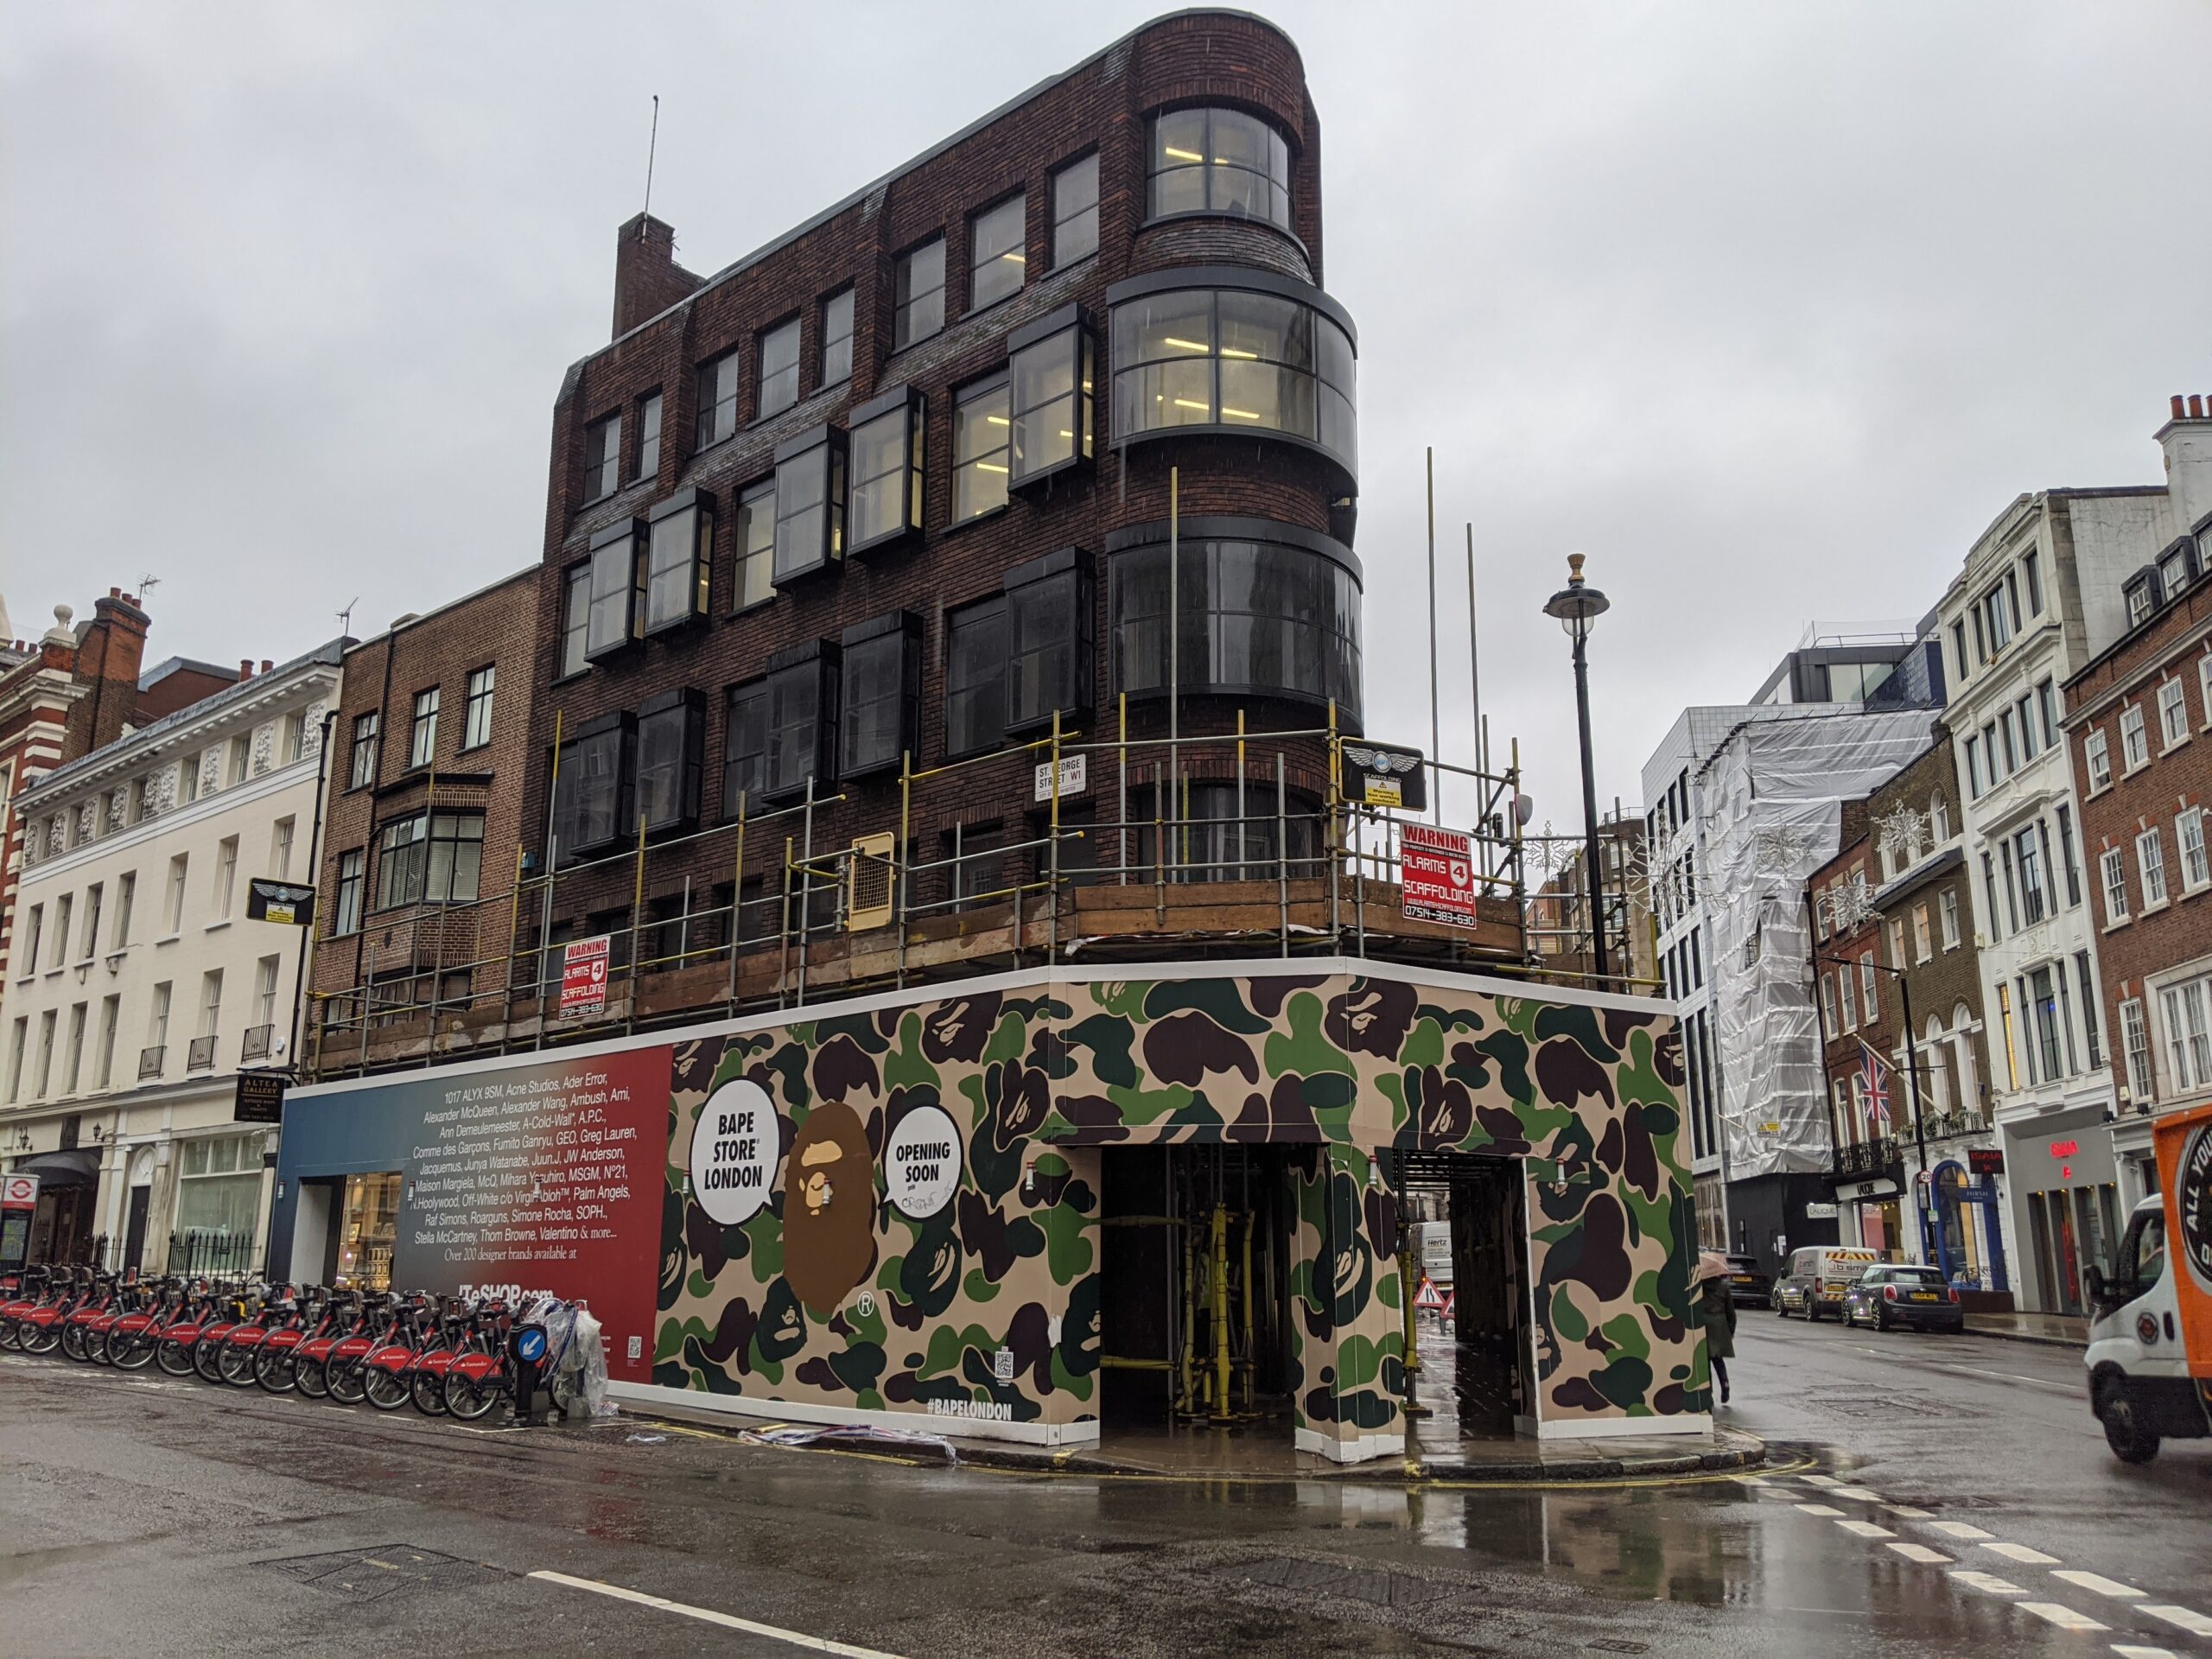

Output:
xmin=1006 ymin=253 xmax=1027 ymax=264
xmin=1058 ymin=429 xmax=1074 ymax=440
xmin=1221 ymin=408 xmax=1261 ymax=421
xmin=1172 ymin=398 xmax=1211 ymax=412
xmin=1163 ymin=147 xmax=1203 ymax=162
xmin=1220 ymin=348 xmax=1258 ymax=360
xmin=988 ymin=415 xmax=1010 ymax=426
xmin=977 ymin=462 xmax=1008 ymax=474
xmin=1161 ymin=336 xmax=1210 ymax=353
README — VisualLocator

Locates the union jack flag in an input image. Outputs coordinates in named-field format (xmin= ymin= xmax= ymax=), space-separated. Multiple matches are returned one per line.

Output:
xmin=1858 ymin=1039 xmax=1892 ymax=1129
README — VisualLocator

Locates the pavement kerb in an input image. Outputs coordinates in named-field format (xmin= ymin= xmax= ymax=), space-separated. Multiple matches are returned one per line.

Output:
xmin=1960 ymin=1326 xmax=2088 ymax=1351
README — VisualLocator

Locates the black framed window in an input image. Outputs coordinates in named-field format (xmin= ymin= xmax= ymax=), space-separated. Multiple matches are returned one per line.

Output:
xmin=1111 ymin=285 xmax=1355 ymax=473
xmin=1149 ymin=106 xmax=1291 ymax=230
xmin=953 ymin=376 xmax=1009 ymax=522
xmin=695 ymin=350 xmax=740 ymax=450
xmin=757 ymin=318 xmax=801 ymax=417
xmin=560 ymin=565 xmax=589 ymax=677
xmin=462 ymin=666 xmax=494 ymax=750
xmin=944 ymin=597 xmax=1007 ymax=759
xmin=725 ymin=645 xmax=837 ymax=809
xmin=1109 ymin=531 xmax=1363 ymax=721
xmin=550 ymin=716 xmax=632 ymax=861
xmin=1005 ymin=552 xmax=1091 ymax=733
xmin=894 ymin=238 xmax=944 ymax=350
xmin=582 ymin=412 xmax=622 ymax=501
xmin=585 ymin=521 xmax=644 ymax=658
xmin=732 ymin=480 xmax=776 ymax=610
xmin=644 ymin=490 xmax=715 ymax=632
xmin=772 ymin=429 xmax=846 ymax=582
xmin=840 ymin=613 xmax=919 ymax=779
xmin=409 ymin=688 xmax=439 ymax=769
xmin=849 ymin=387 xmax=925 ymax=552
xmin=1009 ymin=318 xmax=1092 ymax=486
xmin=969 ymin=194 xmax=1026 ymax=311
xmin=635 ymin=391 xmax=662 ymax=480
xmin=635 ymin=690 xmax=704 ymax=836
xmin=820 ymin=289 xmax=854 ymax=388
xmin=331 ymin=849 xmax=363 ymax=936
xmin=378 ymin=811 xmax=484 ymax=908
xmin=1052 ymin=153 xmax=1099 ymax=267
xmin=347 ymin=712 xmax=379 ymax=790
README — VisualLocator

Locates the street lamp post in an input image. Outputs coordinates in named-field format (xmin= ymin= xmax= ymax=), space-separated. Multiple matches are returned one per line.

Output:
xmin=1544 ymin=554 xmax=1611 ymax=985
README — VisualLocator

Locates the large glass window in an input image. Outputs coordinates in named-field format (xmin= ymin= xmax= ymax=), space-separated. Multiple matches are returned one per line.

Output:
xmin=585 ymin=524 xmax=643 ymax=658
xmin=1052 ymin=153 xmax=1099 ymax=267
xmin=1110 ymin=531 xmax=1363 ymax=721
xmin=561 ymin=565 xmax=589 ymax=677
xmin=462 ymin=666 xmax=495 ymax=751
xmin=725 ymin=650 xmax=836 ymax=809
xmin=1148 ymin=106 xmax=1291 ymax=230
xmin=1009 ymin=321 xmax=1092 ymax=486
xmin=894 ymin=238 xmax=945 ymax=350
xmin=348 ymin=712 xmax=379 ymax=790
xmin=635 ymin=690 xmax=703 ymax=836
xmin=1005 ymin=556 xmax=1090 ymax=732
xmin=1111 ymin=285 xmax=1355 ymax=472
xmin=849 ymin=390 xmax=925 ymax=551
xmin=820 ymin=289 xmax=854 ymax=388
xmin=953 ymin=376 xmax=1010 ymax=521
xmin=969 ymin=194 xmax=1027 ymax=311
xmin=332 ymin=849 xmax=363 ymax=936
xmin=695 ymin=350 xmax=740 ymax=450
xmin=732 ymin=480 xmax=775 ymax=610
xmin=840 ymin=616 xmax=918 ymax=779
xmin=2163 ymin=977 xmax=2212 ymax=1092
xmin=375 ymin=811 xmax=483 ymax=908
xmin=644 ymin=492 xmax=714 ymax=632
xmin=550 ymin=718 xmax=632 ymax=861
xmin=944 ymin=597 xmax=1007 ymax=759
xmin=635 ymin=391 xmax=662 ymax=480
xmin=757 ymin=318 xmax=801 ymax=417
xmin=409 ymin=688 xmax=439 ymax=769
xmin=174 ymin=1135 xmax=263 ymax=1249
xmin=772 ymin=431 xmax=845 ymax=582
xmin=582 ymin=412 xmax=621 ymax=501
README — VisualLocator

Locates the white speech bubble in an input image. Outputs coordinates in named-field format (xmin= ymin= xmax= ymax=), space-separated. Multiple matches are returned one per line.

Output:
xmin=883 ymin=1103 xmax=962 ymax=1221
xmin=690 ymin=1077 xmax=779 ymax=1225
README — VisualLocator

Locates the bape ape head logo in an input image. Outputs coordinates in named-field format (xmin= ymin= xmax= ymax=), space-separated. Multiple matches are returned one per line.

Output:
xmin=783 ymin=1099 xmax=876 ymax=1315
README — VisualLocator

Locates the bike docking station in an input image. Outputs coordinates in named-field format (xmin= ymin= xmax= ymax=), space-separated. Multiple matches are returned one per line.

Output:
xmin=507 ymin=1319 xmax=553 ymax=1427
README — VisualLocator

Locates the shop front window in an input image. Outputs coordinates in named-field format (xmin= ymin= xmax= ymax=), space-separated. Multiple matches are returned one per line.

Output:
xmin=335 ymin=1170 xmax=402 ymax=1293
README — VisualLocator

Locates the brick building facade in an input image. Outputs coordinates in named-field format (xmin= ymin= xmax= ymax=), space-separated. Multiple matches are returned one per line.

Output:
xmin=1809 ymin=739 xmax=2007 ymax=1291
xmin=2063 ymin=394 xmax=2212 ymax=1216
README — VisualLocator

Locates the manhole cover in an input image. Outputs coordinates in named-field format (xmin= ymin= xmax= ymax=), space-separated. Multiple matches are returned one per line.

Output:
xmin=261 ymin=1545 xmax=499 ymax=1603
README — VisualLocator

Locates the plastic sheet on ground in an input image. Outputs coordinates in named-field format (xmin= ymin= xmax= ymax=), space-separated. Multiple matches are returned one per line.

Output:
xmin=740 ymin=1423 xmax=961 ymax=1465
xmin=1696 ymin=708 xmax=1936 ymax=1180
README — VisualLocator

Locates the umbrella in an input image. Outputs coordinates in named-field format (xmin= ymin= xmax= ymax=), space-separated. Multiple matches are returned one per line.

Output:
xmin=1692 ymin=1249 xmax=1731 ymax=1285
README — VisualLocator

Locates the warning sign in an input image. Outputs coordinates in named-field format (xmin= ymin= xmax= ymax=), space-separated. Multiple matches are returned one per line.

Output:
xmin=1400 ymin=823 xmax=1480 ymax=929
xmin=559 ymin=935 xmax=612 ymax=1020
xmin=1441 ymin=1288 xmax=1455 ymax=1321
xmin=1414 ymin=1275 xmax=1446 ymax=1312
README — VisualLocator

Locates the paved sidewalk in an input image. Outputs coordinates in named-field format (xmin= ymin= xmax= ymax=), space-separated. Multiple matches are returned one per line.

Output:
xmin=1963 ymin=1309 xmax=2089 ymax=1348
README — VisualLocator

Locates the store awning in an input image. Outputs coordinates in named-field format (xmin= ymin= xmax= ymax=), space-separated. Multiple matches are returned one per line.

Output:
xmin=11 ymin=1149 xmax=99 ymax=1187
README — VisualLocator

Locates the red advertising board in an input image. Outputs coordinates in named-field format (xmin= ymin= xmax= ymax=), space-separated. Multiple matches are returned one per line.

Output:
xmin=560 ymin=935 xmax=611 ymax=1020
xmin=1401 ymin=823 xmax=1479 ymax=928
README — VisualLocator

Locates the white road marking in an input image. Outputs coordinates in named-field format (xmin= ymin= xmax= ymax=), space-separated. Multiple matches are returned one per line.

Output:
xmin=1835 ymin=1519 xmax=1894 ymax=1539
xmin=1926 ymin=1521 xmax=1994 ymax=1541
xmin=2109 ymin=1645 xmax=2179 ymax=1658
xmin=1885 ymin=1504 xmax=1935 ymax=1518
xmin=1948 ymin=1571 xmax=2027 ymax=1596
xmin=2139 ymin=1606 xmax=2212 ymax=1638
xmin=1886 ymin=1543 xmax=1951 ymax=1565
xmin=1934 ymin=1363 xmax=2077 ymax=1395
xmin=2052 ymin=1571 xmax=2146 ymax=1600
xmin=1983 ymin=1541 xmax=2062 ymax=1566
xmin=1732 ymin=1475 xmax=1769 ymax=1486
xmin=1796 ymin=1503 xmax=1846 ymax=1517
xmin=2016 ymin=1603 xmax=2106 ymax=1632
xmin=1831 ymin=1485 xmax=1882 ymax=1501
xmin=1800 ymin=1473 xmax=1841 ymax=1486
xmin=529 ymin=1570 xmax=906 ymax=1657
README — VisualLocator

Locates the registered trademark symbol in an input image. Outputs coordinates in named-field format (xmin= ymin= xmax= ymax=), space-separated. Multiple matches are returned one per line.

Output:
xmin=855 ymin=1291 xmax=876 ymax=1318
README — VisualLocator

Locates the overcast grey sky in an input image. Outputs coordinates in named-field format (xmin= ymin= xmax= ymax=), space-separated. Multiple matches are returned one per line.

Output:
xmin=4 ymin=2 xmax=2208 ymax=825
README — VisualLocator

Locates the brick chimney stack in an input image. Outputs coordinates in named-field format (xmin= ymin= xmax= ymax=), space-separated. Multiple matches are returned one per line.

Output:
xmin=612 ymin=213 xmax=703 ymax=340
xmin=2160 ymin=392 xmax=2212 ymax=540
xmin=70 ymin=588 xmax=152 ymax=756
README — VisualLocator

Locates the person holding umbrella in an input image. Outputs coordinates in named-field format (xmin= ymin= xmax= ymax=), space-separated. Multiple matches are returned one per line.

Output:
xmin=1692 ymin=1250 xmax=1738 ymax=1406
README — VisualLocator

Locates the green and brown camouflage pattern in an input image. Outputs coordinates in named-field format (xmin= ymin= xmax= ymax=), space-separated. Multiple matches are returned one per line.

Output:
xmin=653 ymin=963 xmax=1695 ymax=1444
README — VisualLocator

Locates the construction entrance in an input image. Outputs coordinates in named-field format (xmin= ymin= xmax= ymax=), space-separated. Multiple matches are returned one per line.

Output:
xmin=1395 ymin=1151 xmax=1537 ymax=1441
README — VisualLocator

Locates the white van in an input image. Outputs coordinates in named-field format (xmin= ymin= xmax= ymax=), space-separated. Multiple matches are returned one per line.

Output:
xmin=1773 ymin=1245 xmax=1880 ymax=1320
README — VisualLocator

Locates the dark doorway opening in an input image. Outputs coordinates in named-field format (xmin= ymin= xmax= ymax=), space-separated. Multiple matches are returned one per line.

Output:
xmin=123 ymin=1185 xmax=151 ymax=1274
xmin=1096 ymin=1145 xmax=1299 ymax=1437
xmin=1394 ymin=1150 xmax=1533 ymax=1440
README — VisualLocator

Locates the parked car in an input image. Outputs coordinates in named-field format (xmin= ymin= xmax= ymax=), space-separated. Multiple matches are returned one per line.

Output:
xmin=1843 ymin=1264 xmax=1965 ymax=1332
xmin=1771 ymin=1245 xmax=1880 ymax=1320
xmin=1723 ymin=1254 xmax=1772 ymax=1308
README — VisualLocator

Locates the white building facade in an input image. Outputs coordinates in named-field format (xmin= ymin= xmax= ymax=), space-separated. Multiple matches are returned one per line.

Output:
xmin=1 ymin=644 xmax=340 ymax=1274
xmin=1938 ymin=486 xmax=2172 ymax=1314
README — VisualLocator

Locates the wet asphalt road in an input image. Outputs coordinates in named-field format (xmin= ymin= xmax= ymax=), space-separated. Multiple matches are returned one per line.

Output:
xmin=1 ymin=1314 xmax=2207 ymax=1658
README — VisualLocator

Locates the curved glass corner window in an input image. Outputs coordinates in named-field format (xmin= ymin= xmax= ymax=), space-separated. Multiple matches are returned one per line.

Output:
xmin=584 ymin=527 xmax=644 ymax=659
xmin=1110 ymin=288 xmax=1355 ymax=473
xmin=1148 ymin=107 xmax=1291 ymax=231
xmin=850 ymin=397 xmax=925 ymax=551
xmin=1009 ymin=324 xmax=1093 ymax=487
xmin=772 ymin=431 xmax=846 ymax=582
xmin=1109 ymin=537 xmax=1362 ymax=721
xmin=643 ymin=497 xmax=714 ymax=632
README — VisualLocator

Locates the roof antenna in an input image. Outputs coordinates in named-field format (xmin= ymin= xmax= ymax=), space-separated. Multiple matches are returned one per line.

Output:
xmin=641 ymin=94 xmax=660 ymax=232
xmin=338 ymin=595 xmax=358 ymax=638
xmin=136 ymin=572 xmax=161 ymax=604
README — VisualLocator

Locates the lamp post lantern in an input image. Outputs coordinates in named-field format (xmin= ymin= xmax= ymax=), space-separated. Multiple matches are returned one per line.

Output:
xmin=1544 ymin=554 xmax=1611 ymax=985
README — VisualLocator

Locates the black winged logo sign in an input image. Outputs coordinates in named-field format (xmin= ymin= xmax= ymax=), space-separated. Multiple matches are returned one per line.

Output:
xmin=1344 ymin=741 xmax=1427 ymax=812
